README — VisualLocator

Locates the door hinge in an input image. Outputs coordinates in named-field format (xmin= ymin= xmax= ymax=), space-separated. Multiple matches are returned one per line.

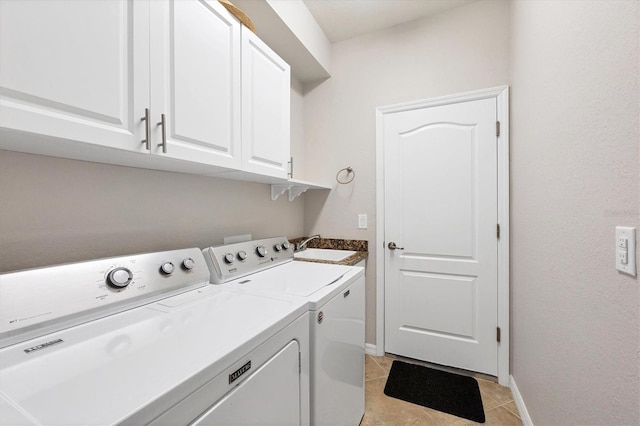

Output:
xmin=496 ymin=121 xmax=501 ymax=137
xmin=288 ymin=157 xmax=294 ymax=178
xmin=497 ymin=327 xmax=501 ymax=343
xmin=497 ymin=224 xmax=500 ymax=239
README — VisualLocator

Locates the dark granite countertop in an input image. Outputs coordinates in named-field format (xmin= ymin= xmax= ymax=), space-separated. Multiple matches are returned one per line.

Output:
xmin=289 ymin=237 xmax=368 ymax=267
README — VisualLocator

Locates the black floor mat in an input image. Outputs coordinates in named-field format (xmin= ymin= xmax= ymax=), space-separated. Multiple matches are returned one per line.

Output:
xmin=383 ymin=360 xmax=485 ymax=423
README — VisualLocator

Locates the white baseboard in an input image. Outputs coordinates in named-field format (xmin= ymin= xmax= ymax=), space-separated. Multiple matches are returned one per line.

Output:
xmin=509 ymin=375 xmax=533 ymax=426
xmin=365 ymin=343 xmax=377 ymax=355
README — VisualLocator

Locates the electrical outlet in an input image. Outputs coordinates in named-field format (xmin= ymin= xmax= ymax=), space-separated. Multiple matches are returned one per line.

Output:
xmin=358 ymin=214 xmax=367 ymax=229
xmin=615 ymin=226 xmax=636 ymax=276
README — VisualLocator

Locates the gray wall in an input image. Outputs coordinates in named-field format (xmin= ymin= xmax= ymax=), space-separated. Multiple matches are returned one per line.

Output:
xmin=0 ymin=150 xmax=304 ymax=272
xmin=0 ymin=78 xmax=308 ymax=272
xmin=301 ymin=0 xmax=511 ymax=346
xmin=510 ymin=1 xmax=639 ymax=424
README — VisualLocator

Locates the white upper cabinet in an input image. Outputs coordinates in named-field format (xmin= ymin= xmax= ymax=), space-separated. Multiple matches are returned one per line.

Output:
xmin=241 ymin=27 xmax=291 ymax=179
xmin=0 ymin=0 xmax=291 ymax=181
xmin=0 ymin=0 xmax=150 ymax=153
xmin=150 ymin=0 xmax=241 ymax=169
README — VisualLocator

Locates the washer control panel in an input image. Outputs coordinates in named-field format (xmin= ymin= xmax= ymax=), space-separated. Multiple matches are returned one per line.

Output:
xmin=0 ymin=248 xmax=210 ymax=348
xmin=203 ymin=237 xmax=294 ymax=283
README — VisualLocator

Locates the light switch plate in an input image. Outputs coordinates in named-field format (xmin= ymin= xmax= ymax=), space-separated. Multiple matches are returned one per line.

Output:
xmin=358 ymin=214 xmax=367 ymax=229
xmin=615 ymin=226 xmax=636 ymax=276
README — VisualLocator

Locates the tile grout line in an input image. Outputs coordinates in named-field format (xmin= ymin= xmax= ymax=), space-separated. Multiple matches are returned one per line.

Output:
xmin=482 ymin=401 xmax=523 ymax=423
xmin=368 ymin=354 xmax=385 ymax=370
xmin=496 ymin=401 xmax=522 ymax=419
xmin=366 ymin=355 xmax=390 ymax=381
xmin=365 ymin=356 xmax=388 ymax=382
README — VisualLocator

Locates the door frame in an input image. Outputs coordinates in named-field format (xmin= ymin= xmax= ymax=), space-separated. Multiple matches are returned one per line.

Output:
xmin=375 ymin=86 xmax=510 ymax=385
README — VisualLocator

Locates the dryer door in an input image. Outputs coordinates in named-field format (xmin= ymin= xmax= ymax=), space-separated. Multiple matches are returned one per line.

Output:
xmin=192 ymin=340 xmax=301 ymax=426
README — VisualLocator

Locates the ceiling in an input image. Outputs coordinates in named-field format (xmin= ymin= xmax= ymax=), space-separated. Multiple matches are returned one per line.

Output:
xmin=303 ymin=0 xmax=477 ymax=43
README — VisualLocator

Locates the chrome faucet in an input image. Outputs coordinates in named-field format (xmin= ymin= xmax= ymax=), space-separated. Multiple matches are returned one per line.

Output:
xmin=296 ymin=234 xmax=321 ymax=251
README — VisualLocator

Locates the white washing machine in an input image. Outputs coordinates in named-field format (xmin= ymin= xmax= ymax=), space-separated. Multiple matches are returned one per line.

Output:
xmin=0 ymin=248 xmax=310 ymax=425
xmin=203 ymin=237 xmax=366 ymax=426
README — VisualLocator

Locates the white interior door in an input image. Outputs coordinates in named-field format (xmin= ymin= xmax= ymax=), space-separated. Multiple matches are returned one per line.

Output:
xmin=383 ymin=97 xmax=498 ymax=376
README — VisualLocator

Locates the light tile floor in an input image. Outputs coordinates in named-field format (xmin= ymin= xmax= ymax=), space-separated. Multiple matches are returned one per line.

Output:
xmin=361 ymin=354 xmax=523 ymax=426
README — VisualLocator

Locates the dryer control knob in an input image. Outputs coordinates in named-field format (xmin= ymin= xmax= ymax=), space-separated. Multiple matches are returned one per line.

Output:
xmin=256 ymin=245 xmax=267 ymax=257
xmin=237 ymin=250 xmax=248 ymax=261
xmin=282 ymin=242 xmax=290 ymax=250
xmin=161 ymin=262 xmax=175 ymax=275
xmin=182 ymin=258 xmax=195 ymax=270
xmin=224 ymin=253 xmax=235 ymax=264
xmin=274 ymin=243 xmax=283 ymax=252
xmin=107 ymin=267 xmax=133 ymax=288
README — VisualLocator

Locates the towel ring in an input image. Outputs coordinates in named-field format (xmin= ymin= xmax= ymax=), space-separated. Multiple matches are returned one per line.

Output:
xmin=336 ymin=167 xmax=355 ymax=184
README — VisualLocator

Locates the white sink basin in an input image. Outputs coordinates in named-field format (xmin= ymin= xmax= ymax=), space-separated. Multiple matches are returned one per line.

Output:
xmin=294 ymin=248 xmax=357 ymax=262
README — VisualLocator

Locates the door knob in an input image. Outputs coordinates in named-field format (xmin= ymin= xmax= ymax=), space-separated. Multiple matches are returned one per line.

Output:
xmin=388 ymin=242 xmax=404 ymax=250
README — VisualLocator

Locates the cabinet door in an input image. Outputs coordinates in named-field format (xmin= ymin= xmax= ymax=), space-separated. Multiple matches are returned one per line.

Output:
xmin=0 ymin=0 xmax=149 ymax=153
xmin=241 ymin=26 xmax=291 ymax=179
xmin=150 ymin=0 xmax=241 ymax=169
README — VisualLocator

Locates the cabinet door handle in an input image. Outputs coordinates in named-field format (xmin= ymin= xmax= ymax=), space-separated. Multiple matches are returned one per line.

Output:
xmin=157 ymin=113 xmax=167 ymax=153
xmin=141 ymin=108 xmax=151 ymax=151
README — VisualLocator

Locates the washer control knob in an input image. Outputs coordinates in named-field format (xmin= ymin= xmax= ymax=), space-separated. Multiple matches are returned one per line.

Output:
xmin=256 ymin=245 xmax=267 ymax=257
xmin=161 ymin=262 xmax=175 ymax=275
xmin=224 ymin=253 xmax=235 ymax=264
xmin=274 ymin=243 xmax=283 ymax=252
xmin=282 ymin=242 xmax=290 ymax=250
xmin=237 ymin=250 xmax=248 ymax=261
xmin=107 ymin=267 xmax=133 ymax=288
xmin=182 ymin=257 xmax=195 ymax=270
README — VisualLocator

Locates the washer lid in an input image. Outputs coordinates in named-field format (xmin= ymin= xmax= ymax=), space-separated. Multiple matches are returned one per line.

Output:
xmin=228 ymin=261 xmax=354 ymax=297
xmin=0 ymin=286 xmax=306 ymax=426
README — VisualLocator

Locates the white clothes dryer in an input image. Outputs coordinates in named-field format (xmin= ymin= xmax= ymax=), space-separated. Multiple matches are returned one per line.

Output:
xmin=203 ymin=237 xmax=365 ymax=426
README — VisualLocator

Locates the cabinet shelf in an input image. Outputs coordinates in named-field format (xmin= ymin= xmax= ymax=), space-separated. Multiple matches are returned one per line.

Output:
xmin=271 ymin=179 xmax=331 ymax=201
xmin=206 ymin=169 xmax=330 ymax=200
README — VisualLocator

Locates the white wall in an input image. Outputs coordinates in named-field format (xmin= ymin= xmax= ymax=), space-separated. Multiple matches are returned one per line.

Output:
xmin=510 ymin=1 xmax=639 ymax=424
xmin=302 ymin=0 xmax=511 ymax=344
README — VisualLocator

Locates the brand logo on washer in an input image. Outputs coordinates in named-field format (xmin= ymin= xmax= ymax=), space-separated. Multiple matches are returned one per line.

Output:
xmin=229 ymin=360 xmax=251 ymax=384
xmin=24 ymin=338 xmax=63 ymax=354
